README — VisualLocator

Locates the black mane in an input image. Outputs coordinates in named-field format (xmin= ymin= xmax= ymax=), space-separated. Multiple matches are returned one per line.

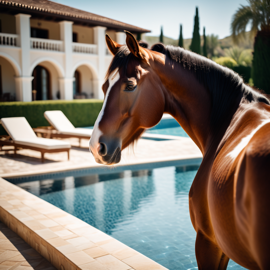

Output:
xmin=151 ymin=43 xmax=269 ymax=126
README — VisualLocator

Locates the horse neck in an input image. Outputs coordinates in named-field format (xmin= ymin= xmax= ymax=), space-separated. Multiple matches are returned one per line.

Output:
xmin=152 ymin=56 xmax=221 ymax=155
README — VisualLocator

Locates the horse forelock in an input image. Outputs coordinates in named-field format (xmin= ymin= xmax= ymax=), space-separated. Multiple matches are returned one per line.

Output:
xmin=106 ymin=46 xmax=130 ymax=80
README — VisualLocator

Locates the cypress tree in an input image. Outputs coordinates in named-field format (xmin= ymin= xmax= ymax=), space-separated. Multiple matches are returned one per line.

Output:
xmin=252 ymin=30 xmax=270 ymax=94
xmin=203 ymin=27 xmax=207 ymax=57
xmin=159 ymin=26 xmax=164 ymax=43
xmin=190 ymin=7 xmax=201 ymax=54
xmin=178 ymin=24 xmax=184 ymax=48
xmin=137 ymin=33 xmax=141 ymax=41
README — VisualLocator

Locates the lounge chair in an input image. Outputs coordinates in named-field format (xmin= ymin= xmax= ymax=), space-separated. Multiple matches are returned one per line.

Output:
xmin=0 ymin=117 xmax=70 ymax=162
xmin=44 ymin=111 xmax=92 ymax=143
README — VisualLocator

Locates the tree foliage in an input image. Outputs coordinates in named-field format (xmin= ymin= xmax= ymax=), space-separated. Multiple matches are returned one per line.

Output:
xmin=203 ymin=27 xmax=207 ymax=57
xmin=231 ymin=0 xmax=270 ymax=43
xmin=231 ymin=0 xmax=270 ymax=92
xmin=178 ymin=24 xmax=184 ymax=48
xmin=159 ymin=26 xmax=164 ymax=43
xmin=190 ymin=7 xmax=201 ymax=54
xmin=224 ymin=46 xmax=253 ymax=66
xmin=206 ymin=34 xmax=219 ymax=58
xmin=252 ymin=31 xmax=270 ymax=93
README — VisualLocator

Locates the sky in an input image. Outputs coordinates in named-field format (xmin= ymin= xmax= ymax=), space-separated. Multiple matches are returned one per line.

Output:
xmin=54 ymin=0 xmax=249 ymax=40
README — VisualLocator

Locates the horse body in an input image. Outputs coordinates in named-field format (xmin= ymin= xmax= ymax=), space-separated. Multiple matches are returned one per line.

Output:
xmin=89 ymin=32 xmax=270 ymax=269
xmin=190 ymin=101 xmax=270 ymax=269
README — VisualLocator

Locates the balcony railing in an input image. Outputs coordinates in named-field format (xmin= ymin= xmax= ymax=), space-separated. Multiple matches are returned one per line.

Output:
xmin=30 ymin=38 xmax=63 ymax=51
xmin=0 ymin=33 xmax=18 ymax=47
xmin=72 ymin=43 xmax=97 ymax=54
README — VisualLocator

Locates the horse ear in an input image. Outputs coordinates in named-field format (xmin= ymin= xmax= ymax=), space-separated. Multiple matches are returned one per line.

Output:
xmin=125 ymin=31 xmax=150 ymax=65
xmin=106 ymin=34 xmax=121 ymax=55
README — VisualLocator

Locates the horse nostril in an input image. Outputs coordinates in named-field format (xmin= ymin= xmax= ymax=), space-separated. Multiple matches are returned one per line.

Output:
xmin=98 ymin=142 xmax=107 ymax=156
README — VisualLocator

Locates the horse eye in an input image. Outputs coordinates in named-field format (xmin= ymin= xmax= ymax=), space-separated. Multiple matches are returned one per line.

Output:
xmin=124 ymin=84 xmax=137 ymax=92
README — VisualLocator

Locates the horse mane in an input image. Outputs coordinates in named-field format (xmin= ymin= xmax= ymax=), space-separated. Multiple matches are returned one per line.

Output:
xmin=151 ymin=43 xmax=270 ymax=126
xmin=107 ymin=42 xmax=269 ymax=127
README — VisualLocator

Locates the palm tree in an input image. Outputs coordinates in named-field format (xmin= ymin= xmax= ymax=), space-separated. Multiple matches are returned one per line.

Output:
xmin=231 ymin=0 xmax=270 ymax=42
xmin=231 ymin=0 xmax=270 ymax=92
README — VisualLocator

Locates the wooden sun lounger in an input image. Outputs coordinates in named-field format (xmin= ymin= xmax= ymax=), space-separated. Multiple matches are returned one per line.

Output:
xmin=0 ymin=117 xmax=71 ymax=162
xmin=44 ymin=111 xmax=92 ymax=144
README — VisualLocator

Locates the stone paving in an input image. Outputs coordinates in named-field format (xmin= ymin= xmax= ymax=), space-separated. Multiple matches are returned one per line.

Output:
xmin=0 ymin=178 xmax=167 ymax=270
xmin=0 ymin=221 xmax=56 ymax=270
xmin=0 ymin=137 xmax=202 ymax=179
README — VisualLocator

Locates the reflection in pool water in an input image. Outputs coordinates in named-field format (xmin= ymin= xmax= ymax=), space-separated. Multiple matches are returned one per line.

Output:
xmin=17 ymin=166 xmax=245 ymax=270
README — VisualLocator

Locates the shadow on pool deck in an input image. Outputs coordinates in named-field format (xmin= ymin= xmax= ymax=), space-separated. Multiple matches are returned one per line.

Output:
xmin=0 ymin=222 xmax=56 ymax=269
xmin=0 ymin=137 xmax=202 ymax=179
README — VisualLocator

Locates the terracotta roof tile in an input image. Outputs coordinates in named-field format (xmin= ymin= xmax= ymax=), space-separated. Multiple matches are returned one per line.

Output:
xmin=0 ymin=0 xmax=150 ymax=33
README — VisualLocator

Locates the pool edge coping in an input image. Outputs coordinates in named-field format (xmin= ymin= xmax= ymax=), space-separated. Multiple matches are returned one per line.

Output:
xmin=2 ymin=154 xmax=202 ymax=181
xmin=0 ymin=177 xmax=168 ymax=270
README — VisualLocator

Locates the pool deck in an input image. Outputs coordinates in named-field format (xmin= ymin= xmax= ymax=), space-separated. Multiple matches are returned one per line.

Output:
xmin=0 ymin=135 xmax=202 ymax=270
xmin=0 ymin=136 xmax=202 ymax=180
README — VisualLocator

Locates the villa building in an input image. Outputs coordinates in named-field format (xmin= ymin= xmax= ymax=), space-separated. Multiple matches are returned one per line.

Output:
xmin=0 ymin=0 xmax=150 ymax=102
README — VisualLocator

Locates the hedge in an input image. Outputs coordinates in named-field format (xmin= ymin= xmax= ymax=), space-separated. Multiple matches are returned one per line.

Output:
xmin=0 ymin=100 xmax=103 ymax=136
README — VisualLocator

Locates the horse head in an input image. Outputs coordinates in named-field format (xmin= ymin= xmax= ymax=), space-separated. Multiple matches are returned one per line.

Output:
xmin=89 ymin=32 xmax=165 ymax=165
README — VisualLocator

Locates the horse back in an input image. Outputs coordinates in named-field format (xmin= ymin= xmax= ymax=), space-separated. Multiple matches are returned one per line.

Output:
xmin=209 ymin=102 xmax=270 ymax=269
xmin=234 ymin=120 xmax=270 ymax=269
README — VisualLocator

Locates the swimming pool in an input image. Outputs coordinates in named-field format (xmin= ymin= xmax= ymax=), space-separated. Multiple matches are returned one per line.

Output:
xmin=84 ymin=115 xmax=189 ymax=137
xmin=17 ymin=166 xmax=245 ymax=270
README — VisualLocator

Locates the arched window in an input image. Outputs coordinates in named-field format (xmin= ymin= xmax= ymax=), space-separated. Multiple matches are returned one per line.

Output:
xmin=32 ymin=65 xmax=51 ymax=100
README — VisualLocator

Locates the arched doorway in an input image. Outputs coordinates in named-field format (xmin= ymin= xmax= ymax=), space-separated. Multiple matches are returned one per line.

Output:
xmin=0 ymin=56 xmax=17 ymax=101
xmin=72 ymin=65 xmax=95 ymax=99
xmin=32 ymin=65 xmax=51 ymax=100
xmin=73 ymin=70 xmax=81 ymax=97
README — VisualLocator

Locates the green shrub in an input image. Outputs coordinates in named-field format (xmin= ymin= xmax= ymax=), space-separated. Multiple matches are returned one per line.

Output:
xmin=232 ymin=65 xmax=251 ymax=83
xmin=252 ymin=30 xmax=270 ymax=94
xmin=214 ymin=57 xmax=251 ymax=83
xmin=224 ymin=47 xmax=253 ymax=67
xmin=0 ymin=100 xmax=103 ymax=136
xmin=215 ymin=57 xmax=237 ymax=69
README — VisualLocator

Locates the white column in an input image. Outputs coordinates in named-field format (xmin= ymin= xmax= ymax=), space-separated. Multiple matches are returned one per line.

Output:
xmin=15 ymin=14 xmax=32 ymax=102
xmin=93 ymin=26 xmax=106 ymax=99
xmin=59 ymin=78 xmax=74 ymax=100
xmin=116 ymin=31 xmax=126 ymax=45
xmin=59 ymin=21 xmax=73 ymax=100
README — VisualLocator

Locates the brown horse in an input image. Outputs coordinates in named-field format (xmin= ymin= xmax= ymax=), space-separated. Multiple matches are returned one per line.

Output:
xmin=89 ymin=31 xmax=270 ymax=269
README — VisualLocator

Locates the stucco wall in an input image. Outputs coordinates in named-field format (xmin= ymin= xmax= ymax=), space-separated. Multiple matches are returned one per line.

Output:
xmin=72 ymin=25 xmax=94 ymax=44
xmin=0 ymin=13 xmax=16 ymax=34
xmin=0 ymin=56 xmax=16 ymax=96
xmin=30 ymin=19 xmax=60 ymax=40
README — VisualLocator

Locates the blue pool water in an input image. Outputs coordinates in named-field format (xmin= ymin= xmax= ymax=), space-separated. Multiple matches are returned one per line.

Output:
xmin=146 ymin=116 xmax=189 ymax=137
xmin=146 ymin=126 xmax=188 ymax=137
xmin=17 ymin=166 xmax=245 ymax=270
xmin=84 ymin=116 xmax=189 ymax=137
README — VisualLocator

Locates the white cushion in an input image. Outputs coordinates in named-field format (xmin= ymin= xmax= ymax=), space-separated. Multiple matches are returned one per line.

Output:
xmin=44 ymin=110 xmax=75 ymax=131
xmin=16 ymin=138 xmax=70 ymax=150
xmin=60 ymin=128 xmax=93 ymax=137
xmin=1 ymin=117 xmax=37 ymax=141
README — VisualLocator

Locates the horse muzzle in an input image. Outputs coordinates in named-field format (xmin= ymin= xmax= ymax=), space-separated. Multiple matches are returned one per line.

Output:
xmin=90 ymin=136 xmax=122 ymax=165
